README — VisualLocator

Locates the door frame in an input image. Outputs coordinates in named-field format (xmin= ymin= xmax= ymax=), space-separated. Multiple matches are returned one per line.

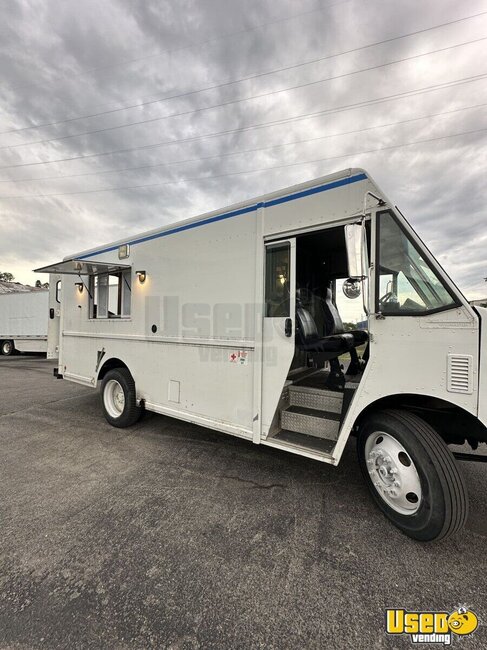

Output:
xmin=259 ymin=237 xmax=296 ymax=441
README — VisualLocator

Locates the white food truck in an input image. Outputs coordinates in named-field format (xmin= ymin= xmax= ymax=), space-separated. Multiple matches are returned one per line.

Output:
xmin=0 ymin=285 xmax=60 ymax=358
xmin=35 ymin=168 xmax=486 ymax=541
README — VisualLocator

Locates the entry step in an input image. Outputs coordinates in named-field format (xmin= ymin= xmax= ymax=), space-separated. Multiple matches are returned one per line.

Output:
xmin=289 ymin=384 xmax=343 ymax=414
xmin=281 ymin=405 xmax=340 ymax=440
xmin=270 ymin=430 xmax=336 ymax=455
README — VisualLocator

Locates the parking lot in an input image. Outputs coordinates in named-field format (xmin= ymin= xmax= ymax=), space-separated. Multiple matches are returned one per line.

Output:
xmin=0 ymin=355 xmax=486 ymax=649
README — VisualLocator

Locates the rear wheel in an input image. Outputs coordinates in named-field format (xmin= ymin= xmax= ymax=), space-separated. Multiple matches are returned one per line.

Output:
xmin=101 ymin=368 xmax=142 ymax=428
xmin=1 ymin=340 xmax=14 ymax=356
xmin=357 ymin=409 xmax=468 ymax=541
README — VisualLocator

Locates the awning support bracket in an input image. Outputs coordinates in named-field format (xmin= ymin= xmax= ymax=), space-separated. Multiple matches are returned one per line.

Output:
xmin=78 ymin=272 xmax=93 ymax=299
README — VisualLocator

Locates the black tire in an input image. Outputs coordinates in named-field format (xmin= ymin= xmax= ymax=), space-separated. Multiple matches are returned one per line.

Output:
xmin=357 ymin=409 xmax=468 ymax=542
xmin=1 ymin=340 xmax=14 ymax=356
xmin=100 ymin=368 xmax=142 ymax=428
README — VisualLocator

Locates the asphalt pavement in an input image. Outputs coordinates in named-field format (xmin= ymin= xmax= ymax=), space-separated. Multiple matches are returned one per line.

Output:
xmin=0 ymin=355 xmax=486 ymax=649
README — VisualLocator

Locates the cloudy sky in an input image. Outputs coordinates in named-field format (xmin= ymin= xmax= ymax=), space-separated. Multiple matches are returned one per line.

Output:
xmin=1 ymin=0 xmax=486 ymax=304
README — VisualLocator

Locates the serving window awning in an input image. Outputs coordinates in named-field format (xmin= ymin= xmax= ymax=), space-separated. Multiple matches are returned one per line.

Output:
xmin=34 ymin=259 xmax=131 ymax=276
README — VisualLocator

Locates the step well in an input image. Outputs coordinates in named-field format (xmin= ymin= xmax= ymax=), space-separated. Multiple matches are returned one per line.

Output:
xmin=269 ymin=429 xmax=336 ymax=456
xmin=281 ymin=405 xmax=340 ymax=441
xmin=288 ymin=384 xmax=343 ymax=414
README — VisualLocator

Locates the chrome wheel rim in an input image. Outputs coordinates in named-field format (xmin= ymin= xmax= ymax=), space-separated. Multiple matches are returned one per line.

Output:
xmin=365 ymin=431 xmax=422 ymax=515
xmin=2 ymin=341 xmax=12 ymax=354
xmin=104 ymin=379 xmax=125 ymax=418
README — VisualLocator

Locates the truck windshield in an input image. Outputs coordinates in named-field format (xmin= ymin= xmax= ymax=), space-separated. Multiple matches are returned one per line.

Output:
xmin=377 ymin=210 xmax=459 ymax=315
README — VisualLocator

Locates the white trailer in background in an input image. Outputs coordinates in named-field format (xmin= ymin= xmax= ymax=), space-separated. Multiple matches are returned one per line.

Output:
xmin=0 ymin=290 xmax=47 ymax=355
xmin=35 ymin=168 xmax=487 ymax=542
xmin=0 ymin=280 xmax=61 ymax=358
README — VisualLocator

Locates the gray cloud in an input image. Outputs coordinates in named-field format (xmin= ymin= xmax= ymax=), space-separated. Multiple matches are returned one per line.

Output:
xmin=0 ymin=0 xmax=486 ymax=300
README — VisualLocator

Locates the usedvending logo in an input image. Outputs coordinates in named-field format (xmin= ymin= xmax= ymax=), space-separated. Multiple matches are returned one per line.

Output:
xmin=386 ymin=606 xmax=479 ymax=645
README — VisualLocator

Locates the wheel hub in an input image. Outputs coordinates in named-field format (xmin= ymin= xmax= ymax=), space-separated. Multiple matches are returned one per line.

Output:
xmin=365 ymin=432 xmax=422 ymax=515
xmin=104 ymin=379 xmax=126 ymax=419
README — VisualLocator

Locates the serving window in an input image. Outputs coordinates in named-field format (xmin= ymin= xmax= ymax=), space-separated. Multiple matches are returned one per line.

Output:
xmin=90 ymin=270 xmax=131 ymax=319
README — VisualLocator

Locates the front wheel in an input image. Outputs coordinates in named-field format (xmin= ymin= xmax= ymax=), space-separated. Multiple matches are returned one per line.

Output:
xmin=357 ymin=409 xmax=468 ymax=542
xmin=101 ymin=368 xmax=142 ymax=428
xmin=1 ymin=340 xmax=14 ymax=356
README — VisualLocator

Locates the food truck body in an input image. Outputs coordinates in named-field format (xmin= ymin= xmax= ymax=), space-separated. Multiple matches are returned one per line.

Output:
xmin=36 ymin=168 xmax=487 ymax=541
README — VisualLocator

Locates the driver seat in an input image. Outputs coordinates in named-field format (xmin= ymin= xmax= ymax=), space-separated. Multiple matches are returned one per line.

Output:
xmin=295 ymin=285 xmax=367 ymax=387
xmin=322 ymin=283 xmax=368 ymax=347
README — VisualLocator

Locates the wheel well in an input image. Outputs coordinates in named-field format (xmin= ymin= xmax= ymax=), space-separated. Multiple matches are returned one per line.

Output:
xmin=355 ymin=393 xmax=487 ymax=449
xmin=98 ymin=358 xmax=129 ymax=381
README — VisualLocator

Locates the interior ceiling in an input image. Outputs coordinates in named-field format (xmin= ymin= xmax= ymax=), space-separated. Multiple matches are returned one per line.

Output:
xmin=297 ymin=227 xmax=345 ymax=254
xmin=297 ymin=227 xmax=348 ymax=280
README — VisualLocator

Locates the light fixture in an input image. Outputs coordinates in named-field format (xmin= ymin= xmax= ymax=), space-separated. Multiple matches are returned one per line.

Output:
xmin=118 ymin=244 xmax=130 ymax=260
xmin=136 ymin=270 xmax=146 ymax=283
xmin=75 ymin=282 xmax=84 ymax=294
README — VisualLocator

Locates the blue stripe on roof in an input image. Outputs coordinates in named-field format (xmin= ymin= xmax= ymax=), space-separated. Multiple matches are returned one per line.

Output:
xmin=80 ymin=172 xmax=367 ymax=259
xmin=265 ymin=173 xmax=367 ymax=207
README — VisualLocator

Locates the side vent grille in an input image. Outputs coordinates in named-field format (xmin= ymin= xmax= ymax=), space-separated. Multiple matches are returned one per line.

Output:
xmin=447 ymin=354 xmax=473 ymax=394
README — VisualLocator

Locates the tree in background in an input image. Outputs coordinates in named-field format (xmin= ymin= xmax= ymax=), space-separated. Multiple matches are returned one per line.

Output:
xmin=0 ymin=271 xmax=14 ymax=282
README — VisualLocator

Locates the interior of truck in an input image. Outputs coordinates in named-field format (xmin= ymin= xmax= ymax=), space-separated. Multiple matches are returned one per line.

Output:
xmin=267 ymin=223 xmax=371 ymax=455
xmin=294 ymin=227 xmax=369 ymax=383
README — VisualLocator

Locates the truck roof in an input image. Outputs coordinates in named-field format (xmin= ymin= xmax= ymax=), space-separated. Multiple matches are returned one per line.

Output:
xmin=64 ymin=167 xmax=370 ymax=262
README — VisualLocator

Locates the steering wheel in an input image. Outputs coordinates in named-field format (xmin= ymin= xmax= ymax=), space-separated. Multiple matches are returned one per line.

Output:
xmin=379 ymin=291 xmax=398 ymax=306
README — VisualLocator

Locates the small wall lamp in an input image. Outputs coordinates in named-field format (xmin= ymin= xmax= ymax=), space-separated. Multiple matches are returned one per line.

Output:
xmin=136 ymin=270 xmax=147 ymax=283
xmin=75 ymin=282 xmax=84 ymax=294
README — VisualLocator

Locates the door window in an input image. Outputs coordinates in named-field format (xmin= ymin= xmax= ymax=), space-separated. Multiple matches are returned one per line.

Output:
xmin=265 ymin=243 xmax=290 ymax=317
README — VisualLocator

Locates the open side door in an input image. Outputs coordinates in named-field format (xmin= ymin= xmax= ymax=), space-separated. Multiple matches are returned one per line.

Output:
xmin=47 ymin=274 xmax=62 ymax=359
xmin=261 ymin=238 xmax=296 ymax=438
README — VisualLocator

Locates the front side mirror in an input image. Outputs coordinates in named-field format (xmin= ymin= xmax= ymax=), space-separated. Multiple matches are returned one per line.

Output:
xmin=342 ymin=279 xmax=361 ymax=299
xmin=345 ymin=223 xmax=366 ymax=279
